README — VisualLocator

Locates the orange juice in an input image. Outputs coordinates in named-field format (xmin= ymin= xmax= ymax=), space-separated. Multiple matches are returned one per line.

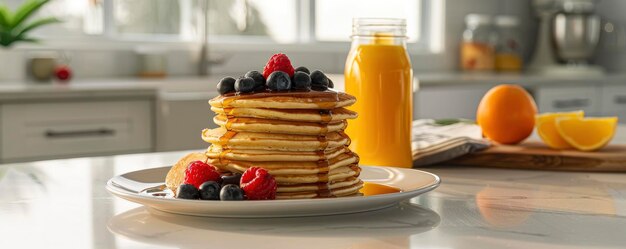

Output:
xmin=345 ymin=40 xmax=413 ymax=168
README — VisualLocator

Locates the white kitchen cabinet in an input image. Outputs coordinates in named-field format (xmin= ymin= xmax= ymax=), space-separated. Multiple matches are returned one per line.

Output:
xmin=416 ymin=86 xmax=492 ymax=119
xmin=0 ymin=100 xmax=153 ymax=162
xmin=155 ymin=92 xmax=217 ymax=152
xmin=535 ymin=86 xmax=601 ymax=115
xmin=601 ymin=85 xmax=626 ymax=120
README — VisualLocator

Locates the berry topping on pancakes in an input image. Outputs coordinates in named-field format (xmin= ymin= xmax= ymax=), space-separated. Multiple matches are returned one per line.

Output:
xmin=184 ymin=161 xmax=221 ymax=189
xmin=241 ymin=167 xmax=277 ymax=200
xmin=263 ymin=53 xmax=295 ymax=78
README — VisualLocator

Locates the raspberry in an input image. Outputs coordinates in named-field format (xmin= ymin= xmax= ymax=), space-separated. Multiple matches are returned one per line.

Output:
xmin=262 ymin=53 xmax=294 ymax=79
xmin=184 ymin=161 xmax=221 ymax=189
xmin=240 ymin=167 xmax=277 ymax=200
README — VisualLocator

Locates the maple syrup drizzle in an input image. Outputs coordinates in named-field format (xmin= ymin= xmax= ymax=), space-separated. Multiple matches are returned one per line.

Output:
xmin=218 ymin=130 xmax=237 ymax=146
xmin=217 ymin=89 xmax=351 ymax=109
xmin=319 ymin=125 xmax=329 ymax=135
xmin=319 ymin=109 xmax=332 ymax=123
xmin=223 ymin=107 xmax=234 ymax=117
xmin=218 ymin=97 xmax=237 ymax=166
xmin=317 ymin=135 xmax=329 ymax=150
xmin=225 ymin=117 xmax=237 ymax=130
xmin=339 ymin=131 xmax=351 ymax=146
xmin=313 ymin=137 xmax=334 ymax=197
xmin=218 ymin=149 xmax=231 ymax=165
xmin=316 ymin=157 xmax=332 ymax=198
xmin=360 ymin=182 xmax=401 ymax=196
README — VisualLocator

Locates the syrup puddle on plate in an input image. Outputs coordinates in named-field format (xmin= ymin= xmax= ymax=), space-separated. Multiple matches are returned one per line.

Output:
xmin=360 ymin=182 xmax=402 ymax=196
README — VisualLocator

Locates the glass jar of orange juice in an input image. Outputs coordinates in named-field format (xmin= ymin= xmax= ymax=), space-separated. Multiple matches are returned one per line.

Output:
xmin=344 ymin=18 xmax=413 ymax=168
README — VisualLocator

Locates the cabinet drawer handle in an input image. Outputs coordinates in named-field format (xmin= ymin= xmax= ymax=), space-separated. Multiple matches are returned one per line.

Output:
xmin=553 ymin=99 xmax=589 ymax=109
xmin=615 ymin=95 xmax=626 ymax=104
xmin=45 ymin=129 xmax=115 ymax=138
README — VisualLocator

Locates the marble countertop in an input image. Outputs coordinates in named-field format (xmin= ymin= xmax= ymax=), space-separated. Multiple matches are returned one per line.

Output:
xmin=1 ymin=150 xmax=625 ymax=249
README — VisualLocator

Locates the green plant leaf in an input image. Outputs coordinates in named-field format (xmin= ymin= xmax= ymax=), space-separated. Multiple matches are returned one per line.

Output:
xmin=0 ymin=0 xmax=57 ymax=47
xmin=10 ymin=0 xmax=50 ymax=29
xmin=0 ymin=31 xmax=15 ymax=46
xmin=0 ymin=5 xmax=12 ymax=30
xmin=15 ymin=17 xmax=60 ymax=37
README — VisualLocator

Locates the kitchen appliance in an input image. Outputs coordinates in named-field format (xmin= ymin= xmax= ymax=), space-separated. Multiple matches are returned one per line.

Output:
xmin=552 ymin=0 xmax=605 ymax=75
xmin=553 ymin=12 xmax=601 ymax=63
xmin=528 ymin=0 xmax=605 ymax=76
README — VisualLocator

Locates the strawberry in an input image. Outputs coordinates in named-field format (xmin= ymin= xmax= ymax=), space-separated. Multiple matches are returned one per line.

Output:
xmin=240 ymin=167 xmax=277 ymax=200
xmin=262 ymin=53 xmax=294 ymax=79
xmin=184 ymin=161 xmax=221 ymax=189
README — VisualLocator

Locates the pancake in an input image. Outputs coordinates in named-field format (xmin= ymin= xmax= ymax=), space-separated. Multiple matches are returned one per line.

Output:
xmin=207 ymin=152 xmax=360 ymax=175
xmin=202 ymin=127 xmax=351 ymax=151
xmin=271 ymin=164 xmax=361 ymax=184
xmin=277 ymin=177 xmax=361 ymax=193
xmin=276 ymin=180 xmax=364 ymax=199
xmin=206 ymin=145 xmax=349 ymax=162
xmin=165 ymin=152 xmax=209 ymax=194
xmin=209 ymin=90 xmax=356 ymax=109
xmin=213 ymin=115 xmax=347 ymax=135
xmin=211 ymin=106 xmax=357 ymax=122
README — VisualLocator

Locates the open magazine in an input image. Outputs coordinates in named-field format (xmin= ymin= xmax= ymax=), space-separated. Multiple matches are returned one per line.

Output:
xmin=412 ymin=119 xmax=490 ymax=166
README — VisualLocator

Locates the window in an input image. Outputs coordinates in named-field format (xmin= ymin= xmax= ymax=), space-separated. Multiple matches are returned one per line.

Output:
xmin=206 ymin=0 xmax=298 ymax=43
xmin=7 ymin=0 xmax=436 ymax=50
xmin=114 ymin=0 xmax=182 ymax=35
xmin=315 ymin=0 xmax=420 ymax=42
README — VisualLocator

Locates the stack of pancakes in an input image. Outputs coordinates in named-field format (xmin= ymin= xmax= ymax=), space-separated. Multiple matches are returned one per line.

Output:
xmin=202 ymin=91 xmax=362 ymax=199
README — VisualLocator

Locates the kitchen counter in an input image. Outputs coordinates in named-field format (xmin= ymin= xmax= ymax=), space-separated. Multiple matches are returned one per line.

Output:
xmin=2 ymin=71 xmax=625 ymax=102
xmin=0 ymin=77 xmax=220 ymax=102
xmin=1 ymin=149 xmax=625 ymax=249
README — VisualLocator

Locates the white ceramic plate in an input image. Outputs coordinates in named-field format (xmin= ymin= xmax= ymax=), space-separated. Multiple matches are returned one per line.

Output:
xmin=106 ymin=165 xmax=440 ymax=217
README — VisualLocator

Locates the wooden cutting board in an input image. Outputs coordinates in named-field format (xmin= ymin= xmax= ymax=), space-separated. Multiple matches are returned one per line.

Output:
xmin=450 ymin=141 xmax=626 ymax=172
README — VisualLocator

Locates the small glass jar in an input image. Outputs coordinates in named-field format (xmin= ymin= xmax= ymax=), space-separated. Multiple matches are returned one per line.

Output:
xmin=461 ymin=14 xmax=496 ymax=71
xmin=494 ymin=15 xmax=523 ymax=72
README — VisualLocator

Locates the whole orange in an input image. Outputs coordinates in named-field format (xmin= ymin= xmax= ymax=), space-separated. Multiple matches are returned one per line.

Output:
xmin=477 ymin=84 xmax=537 ymax=144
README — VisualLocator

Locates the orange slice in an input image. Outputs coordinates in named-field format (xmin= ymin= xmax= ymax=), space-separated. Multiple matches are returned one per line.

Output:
xmin=535 ymin=111 xmax=584 ymax=149
xmin=555 ymin=116 xmax=618 ymax=151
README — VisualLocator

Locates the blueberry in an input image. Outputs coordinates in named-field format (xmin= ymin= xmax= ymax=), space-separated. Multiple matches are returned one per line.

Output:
xmin=235 ymin=77 xmax=256 ymax=93
xmin=328 ymin=78 xmax=334 ymax=88
xmin=221 ymin=173 xmax=242 ymax=186
xmin=217 ymin=77 xmax=236 ymax=95
xmin=292 ymin=71 xmax=311 ymax=90
xmin=176 ymin=184 xmax=199 ymax=199
xmin=198 ymin=181 xmax=221 ymax=200
xmin=244 ymin=70 xmax=265 ymax=90
xmin=220 ymin=184 xmax=245 ymax=201
xmin=266 ymin=71 xmax=292 ymax=91
xmin=294 ymin=66 xmax=310 ymax=75
xmin=310 ymin=70 xmax=329 ymax=90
